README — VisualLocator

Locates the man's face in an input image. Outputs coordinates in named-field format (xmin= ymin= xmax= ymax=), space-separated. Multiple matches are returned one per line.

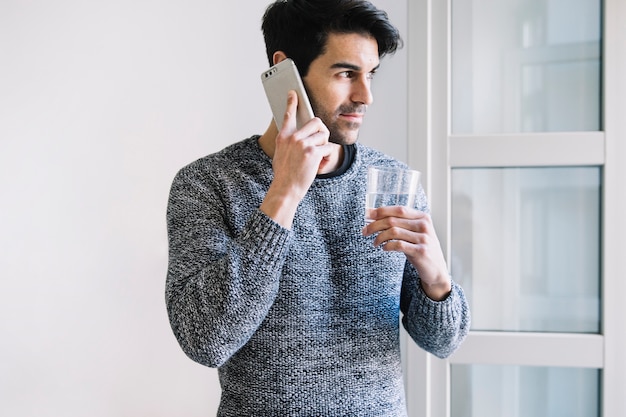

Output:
xmin=303 ymin=32 xmax=380 ymax=145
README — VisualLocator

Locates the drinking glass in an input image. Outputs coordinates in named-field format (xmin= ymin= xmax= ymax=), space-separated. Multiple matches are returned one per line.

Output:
xmin=365 ymin=166 xmax=421 ymax=223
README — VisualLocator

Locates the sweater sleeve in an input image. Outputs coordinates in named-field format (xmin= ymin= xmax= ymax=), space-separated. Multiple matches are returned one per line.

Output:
xmin=400 ymin=263 xmax=471 ymax=359
xmin=165 ymin=167 xmax=292 ymax=368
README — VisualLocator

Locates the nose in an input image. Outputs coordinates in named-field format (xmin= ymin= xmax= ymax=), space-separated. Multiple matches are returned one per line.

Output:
xmin=351 ymin=75 xmax=374 ymax=106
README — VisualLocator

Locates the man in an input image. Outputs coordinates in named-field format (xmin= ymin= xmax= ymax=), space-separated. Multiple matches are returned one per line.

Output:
xmin=166 ymin=1 xmax=470 ymax=415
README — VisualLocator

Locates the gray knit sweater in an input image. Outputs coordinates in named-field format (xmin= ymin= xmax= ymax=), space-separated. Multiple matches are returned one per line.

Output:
xmin=166 ymin=136 xmax=470 ymax=416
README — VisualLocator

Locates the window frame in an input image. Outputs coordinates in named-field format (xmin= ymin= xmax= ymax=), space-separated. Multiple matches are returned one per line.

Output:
xmin=404 ymin=0 xmax=626 ymax=416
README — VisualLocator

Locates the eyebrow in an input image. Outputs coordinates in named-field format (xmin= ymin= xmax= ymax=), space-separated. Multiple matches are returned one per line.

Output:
xmin=330 ymin=62 xmax=380 ymax=72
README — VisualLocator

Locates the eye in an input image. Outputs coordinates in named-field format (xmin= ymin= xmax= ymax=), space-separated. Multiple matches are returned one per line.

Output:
xmin=340 ymin=71 xmax=355 ymax=79
xmin=367 ymin=70 xmax=377 ymax=80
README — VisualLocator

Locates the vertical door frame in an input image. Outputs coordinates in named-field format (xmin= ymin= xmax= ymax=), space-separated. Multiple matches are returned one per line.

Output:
xmin=405 ymin=0 xmax=626 ymax=416
xmin=406 ymin=0 xmax=452 ymax=415
xmin=600 ymin=0 xmax=626 ymax=415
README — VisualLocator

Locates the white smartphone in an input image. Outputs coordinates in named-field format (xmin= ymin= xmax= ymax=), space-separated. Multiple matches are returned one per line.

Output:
xmin=261 ymin=58 xmax=315 ymax=130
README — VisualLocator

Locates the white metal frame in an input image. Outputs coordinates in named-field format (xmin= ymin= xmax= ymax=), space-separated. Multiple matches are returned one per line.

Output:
xmin=405 ymin=0 xmax=626 ymax=416
xmin=600 ymin=0 xmax=626 ymax=414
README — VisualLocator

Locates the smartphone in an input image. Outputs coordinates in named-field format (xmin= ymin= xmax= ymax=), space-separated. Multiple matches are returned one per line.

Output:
xmin=261 ymin=58 xmax=315 ymax=130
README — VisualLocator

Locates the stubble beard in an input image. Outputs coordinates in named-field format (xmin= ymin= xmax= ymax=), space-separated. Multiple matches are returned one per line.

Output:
xmin=308 ymin=94 xmax=366 ymax=146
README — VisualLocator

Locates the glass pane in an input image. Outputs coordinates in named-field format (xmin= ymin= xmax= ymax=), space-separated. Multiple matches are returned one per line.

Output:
xmin=451 ymin=365 xmax=600 ymax=417
xmin=451 ymin=167 xmax=601 ymax=333
xmin=452 ymin=0 xmax=602 ymax=134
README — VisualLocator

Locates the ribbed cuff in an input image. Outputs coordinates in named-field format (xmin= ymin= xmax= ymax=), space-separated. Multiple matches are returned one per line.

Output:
xmin=241 ymin=209 xmax=293 ymax=264
xmin=415 ymin=279 xmax=466 ymax=325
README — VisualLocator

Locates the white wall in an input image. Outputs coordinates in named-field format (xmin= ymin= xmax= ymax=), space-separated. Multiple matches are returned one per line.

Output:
xmin=0 ymin=0 xmax=407 ymax=415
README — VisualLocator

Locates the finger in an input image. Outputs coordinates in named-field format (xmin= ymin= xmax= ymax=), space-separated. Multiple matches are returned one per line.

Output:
xmin=363 ymin=212 xmax=431 ymax=239
xmin=373 ymin=225 xmax=425 ymax=247
xmin=294 ymin=117 xmax=329 ymax=145
xmin=378 ymin=238 xmax=416 ymax=253
xmin=364 ymin=212 xmax=416 ymax=237
xmin=316 ymin=141 xmax=342 ymax=172
xmin=280 ymin=90 xmax=299 ymax=134
xmin=372 ymin=206 xmax=426 ymax=221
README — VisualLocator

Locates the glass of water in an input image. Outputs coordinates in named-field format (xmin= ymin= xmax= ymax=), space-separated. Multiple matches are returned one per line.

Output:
xmin=365 ymin=166 xmax=421 ymax=223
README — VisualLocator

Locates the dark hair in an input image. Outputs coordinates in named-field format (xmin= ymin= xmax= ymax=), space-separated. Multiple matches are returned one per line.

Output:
xmin=261 ymin=0 xmax=402 ymax=76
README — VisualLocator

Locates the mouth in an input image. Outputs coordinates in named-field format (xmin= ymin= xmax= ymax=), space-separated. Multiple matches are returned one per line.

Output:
xmin=337 ymin=104 xmax=367 ymax=125
xmin=341 ymin=112 xmax=364 ymax=119
xmin=339 ymin=112 xmax=364 ymax=125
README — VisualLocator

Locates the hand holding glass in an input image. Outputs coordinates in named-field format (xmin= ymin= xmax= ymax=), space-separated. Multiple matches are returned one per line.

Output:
xmin=365 ymin=166 xmax=421 ymax=224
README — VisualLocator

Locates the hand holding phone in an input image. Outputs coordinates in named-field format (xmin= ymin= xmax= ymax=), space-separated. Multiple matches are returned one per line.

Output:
xmin=261 ymin=58 xmax=315 ymax=130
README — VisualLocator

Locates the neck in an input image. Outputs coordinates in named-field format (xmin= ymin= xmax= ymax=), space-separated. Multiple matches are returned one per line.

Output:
xmin=258 ymin=120 xmax=345 ymax=175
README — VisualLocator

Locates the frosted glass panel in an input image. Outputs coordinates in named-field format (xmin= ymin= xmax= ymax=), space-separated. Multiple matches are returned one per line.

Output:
xmin=451 ymin=167 xmax=601 ymax=333
xmin=452 ymin=0 xmax=601 ymax=134
xmin=451 ymin=365 xmax=600 ymax=417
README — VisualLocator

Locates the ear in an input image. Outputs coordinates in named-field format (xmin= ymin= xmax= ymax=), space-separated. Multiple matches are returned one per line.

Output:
xmin=272 ymin=51 xmax=288 ymax=65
